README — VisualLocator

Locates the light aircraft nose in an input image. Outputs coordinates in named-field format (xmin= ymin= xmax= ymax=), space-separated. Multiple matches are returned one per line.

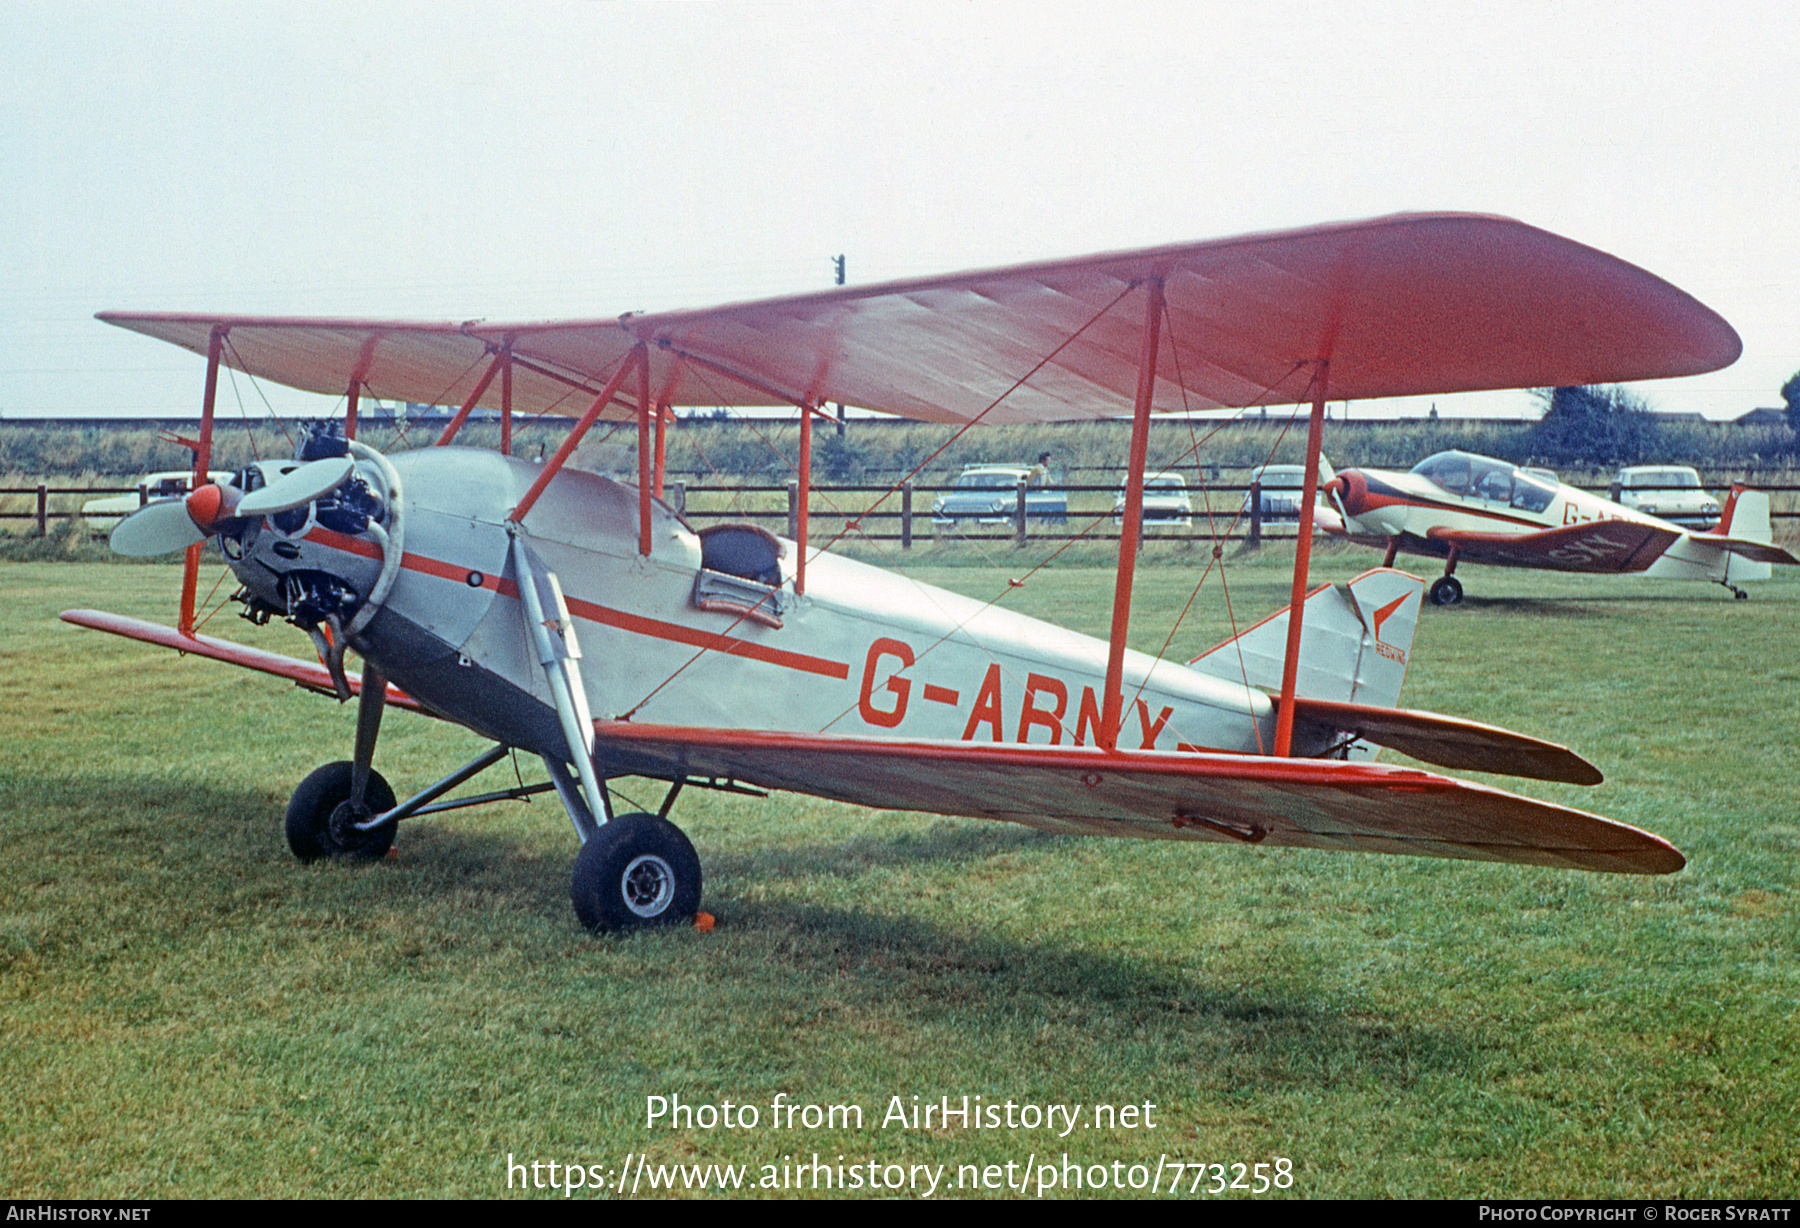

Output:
xmin=109 ymin=480 xmax=241 ymax=556
xmin=184 ymin=482 xmax=237 ymax=532
xmin=1329 ymin=470 xmax=1368 ymax=517
xmin=110 ymin=453 xmax=361 ymax=557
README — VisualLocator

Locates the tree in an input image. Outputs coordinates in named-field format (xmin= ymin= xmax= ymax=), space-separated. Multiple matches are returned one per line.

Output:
xmin=1782 ymin=370 xmax=1800 ymax=437
xmin=1527 ymin=384 xmax=1656 ymax=465
xmin=813 ymin=432 xmax=865 ymax=481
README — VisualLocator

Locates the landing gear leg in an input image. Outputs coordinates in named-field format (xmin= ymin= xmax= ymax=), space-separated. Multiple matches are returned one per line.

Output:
xmin=286 ymin=662 xmax=399 ymax=860
xmin=1429 ymin=546 xmax=1463 ymax=606
xmin=542 ymin=755 xmax=608 ymax=843
xmin=349 ymin=662 xmax=387 ymax=819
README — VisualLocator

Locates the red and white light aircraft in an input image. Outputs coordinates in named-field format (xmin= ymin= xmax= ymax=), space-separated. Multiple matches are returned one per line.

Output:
xmin=1327 ymin=450 xmax=1797 ymax=606
xmin=67 ymin=214 xmax=1741 ymax=933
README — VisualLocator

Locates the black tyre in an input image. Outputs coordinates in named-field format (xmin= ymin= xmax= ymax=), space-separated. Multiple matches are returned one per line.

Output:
xmin=1429 ymin=576 xmax=1463 ymax=607
xmin=285 ymin=761 xmax=398 ymax=862
xmin=570 ymin=813 xmax=701 ymax=933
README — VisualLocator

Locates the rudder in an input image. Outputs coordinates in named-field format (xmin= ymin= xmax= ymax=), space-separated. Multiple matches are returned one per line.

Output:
xmin=1189 ymin=568 xmax=1425 ymax=709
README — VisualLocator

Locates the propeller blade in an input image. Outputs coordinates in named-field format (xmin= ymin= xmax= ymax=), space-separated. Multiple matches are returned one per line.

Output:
xmin=236 ymin=456 xmax=356 ymax=518
xmin=109 ymin=498 xmax=207 ymax=557
xmin=1318 ymin=482 xmax=1350 ymax=535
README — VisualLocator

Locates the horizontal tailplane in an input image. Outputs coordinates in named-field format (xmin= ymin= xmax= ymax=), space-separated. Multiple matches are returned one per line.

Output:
xmin=1707 ymin=486 xmax=1799 ymax=567
xmin=1277 ymin=696 xmax=1602 ymax=784
xmin=1185 ymin=568 xmax=1597 ymax=782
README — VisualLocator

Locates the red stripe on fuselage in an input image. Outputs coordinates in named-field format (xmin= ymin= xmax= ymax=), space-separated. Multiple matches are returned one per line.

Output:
xmin=302 ymin=526 xmax=850 ymax=680
xmin=558 ymin=592 xmax=849 ymax=679
xmin=1353 ymin=475 xmax=1545 ymax=531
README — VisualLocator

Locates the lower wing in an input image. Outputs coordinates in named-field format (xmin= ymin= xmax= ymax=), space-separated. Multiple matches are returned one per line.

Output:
xmin=61 ymin=609 xmax=1678 ymax=874
xmin=1426 ymin=521 xmax=1680 ymax=572
xmin=60 ymin=609 xmax=420 ymax=710
xmin=592 ymin=722 xmax=1681 ymax=875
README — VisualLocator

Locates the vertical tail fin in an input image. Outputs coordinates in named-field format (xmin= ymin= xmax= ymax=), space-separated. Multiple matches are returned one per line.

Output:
xmin=1712 ymin=485 xmax=1773 ymax=544
xmin=1677 ymin=485 xmax=1798 ymax=572
xmin=1189 ymin=568 xmax=1424 ymax=709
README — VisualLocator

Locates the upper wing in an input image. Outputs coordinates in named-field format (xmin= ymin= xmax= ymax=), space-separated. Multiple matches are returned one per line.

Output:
xmin=60 ymin=609 xmax=422 ymax=711
xmin=100 ymin=213 xmax=1740 ymax=424
xmin=591 ymin=722 xmax=1681 ymax=875
xmin=1427 ymin=520 xmax=1682 ymax=572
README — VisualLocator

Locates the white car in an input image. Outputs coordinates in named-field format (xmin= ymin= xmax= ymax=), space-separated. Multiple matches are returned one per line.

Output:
xmin=1113 ymin=473 xmax=1192 ymax=528
xmin=1606 ymin=465 xmax=1719 ymax=529
xmin=82 ymin=470 xmax=233 ymax=531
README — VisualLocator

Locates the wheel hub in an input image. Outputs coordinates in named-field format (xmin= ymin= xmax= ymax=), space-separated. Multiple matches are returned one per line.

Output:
xmin=328 ymin=800 xmax=377 ymax=849
xmin=621 ymin=854 xmax=676 ymax=918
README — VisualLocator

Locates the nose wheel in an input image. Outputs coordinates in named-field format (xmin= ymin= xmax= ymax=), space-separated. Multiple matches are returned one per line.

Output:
xmin=1429 ymin=575 xmax=1464 ymax=606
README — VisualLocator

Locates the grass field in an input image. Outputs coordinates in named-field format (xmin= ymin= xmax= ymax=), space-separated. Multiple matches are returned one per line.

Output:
xmin=3 ymin=552 xmax=1796 ymax=1199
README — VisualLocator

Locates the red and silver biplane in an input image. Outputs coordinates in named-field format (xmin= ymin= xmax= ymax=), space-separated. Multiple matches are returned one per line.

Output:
xmin=1326 ymin=449 xmax=1797 ymax=605
xmin=66 ymin=213 xmax=1741 ymax=932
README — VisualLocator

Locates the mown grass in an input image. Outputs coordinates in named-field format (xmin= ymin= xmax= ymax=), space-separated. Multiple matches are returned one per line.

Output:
xmin=3 ymin=554 xmax=1796 ymax=1198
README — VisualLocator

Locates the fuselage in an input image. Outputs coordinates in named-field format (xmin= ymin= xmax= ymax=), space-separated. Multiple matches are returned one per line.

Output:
xmin=224 ymin=447 xmax=1308 ymax=769
xmin=1326 ymin=449 xmax=1780 ymax=589
xmin=1333 ymin=450 xmax=1660 ymax=550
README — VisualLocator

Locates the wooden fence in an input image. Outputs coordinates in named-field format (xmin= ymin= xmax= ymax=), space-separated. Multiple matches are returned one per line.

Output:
xmin=0 ymin=480 xmax=1317 ymax=546
xmin=9 ymin=479 xmax=1799 ymax=545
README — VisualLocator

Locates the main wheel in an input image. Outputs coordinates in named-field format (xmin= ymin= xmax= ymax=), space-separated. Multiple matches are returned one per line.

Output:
xmin=570 ymin=813 xmax=702 ymax=933
xmin=285 ymin=761 xmax=398 ymax=862
xmin=1429 ymin=575 xmax=1463 ymax=607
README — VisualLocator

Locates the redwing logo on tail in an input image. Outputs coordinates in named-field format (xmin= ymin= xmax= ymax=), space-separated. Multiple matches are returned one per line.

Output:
xmin=1370 ymin=591 xmax=1412 ymax=665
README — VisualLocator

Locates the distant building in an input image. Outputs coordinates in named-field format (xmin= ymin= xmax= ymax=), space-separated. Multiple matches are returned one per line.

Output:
xmin=1735 ymin=407 xmax=1788 ymax=428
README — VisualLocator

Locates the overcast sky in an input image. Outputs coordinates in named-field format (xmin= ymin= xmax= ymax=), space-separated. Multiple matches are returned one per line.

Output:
xmin=3 ymin=0 xmax=1796 ymax=424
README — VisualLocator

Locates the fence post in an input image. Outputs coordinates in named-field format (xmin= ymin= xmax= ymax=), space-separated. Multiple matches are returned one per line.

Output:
xmin=1014 ymin=477 xmax=1028 ymax=547
xmin=37 ymin=484 xmax=48 ymax=537
xmin=1248 ymin=481 xmax=1262 ymax=547
xmin=786 ymin=480 xmax=799 ymax=540
xmin=901 ymin=480 xmax=913 ymax=550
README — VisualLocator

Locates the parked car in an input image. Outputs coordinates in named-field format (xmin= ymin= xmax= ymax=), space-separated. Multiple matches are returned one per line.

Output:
xmin=1241 ymin=464 xmax=1309 ymax=520
xmin=81 ymin=470 xmax=234 ymax=531
xmin=932 ymin=464 xmax=1068 ymax=524
xmin=1606 ymin=465 xmax=1719 ymax=528
xmin=1112 ymin=473 xmax=1192 ymax=528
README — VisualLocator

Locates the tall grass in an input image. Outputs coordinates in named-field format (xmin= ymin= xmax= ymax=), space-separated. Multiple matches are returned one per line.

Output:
xmin=6 ymin=414 xmax=1795 ymax=481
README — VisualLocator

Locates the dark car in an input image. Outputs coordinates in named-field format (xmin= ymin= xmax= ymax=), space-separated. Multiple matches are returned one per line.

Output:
xmin=932 ymin=465 xmax=1068 ymax=524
